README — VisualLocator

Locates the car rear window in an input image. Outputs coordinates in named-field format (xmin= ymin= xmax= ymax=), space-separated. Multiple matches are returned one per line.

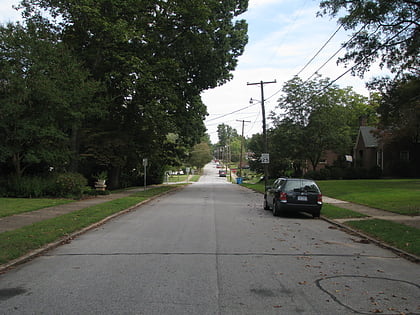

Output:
xmin=283 ymin=180 xmax=319 ymax=193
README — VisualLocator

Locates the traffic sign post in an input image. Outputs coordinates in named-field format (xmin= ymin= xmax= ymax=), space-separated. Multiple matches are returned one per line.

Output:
xmin=261 ymin=153 xmax=270 ymax=164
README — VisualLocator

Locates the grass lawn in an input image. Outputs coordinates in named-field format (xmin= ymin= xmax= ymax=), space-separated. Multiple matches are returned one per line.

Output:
xmin=167 ymin=174 xmax=189 ymax=182
xmin=321 ymin=204 xmax=369 ymax=219
xmin=0 ymin=185 xmax=179 ymax=265
xmin=241 ymin=182 xmax=265 ymax=193
xmin=347 ymin=219 xmax=420 ymax=257
xmin=317 ymin=179 xmax=420 ymax=215
xmin=0 ymin=198 xmax=74 ymax=218
xmin=189 ymin=175 xmax=201 ymax=182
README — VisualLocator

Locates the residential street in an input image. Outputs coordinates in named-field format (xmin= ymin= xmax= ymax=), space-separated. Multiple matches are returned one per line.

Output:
xmin=0 ymin=163 xmax=419 ymax=314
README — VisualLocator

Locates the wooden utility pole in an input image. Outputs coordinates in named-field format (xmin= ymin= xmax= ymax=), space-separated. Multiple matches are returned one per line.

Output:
xmin=247 ymin=80 xmax=276 ymax=190
xmin=236 ymin=119 xmax=251 ymax=178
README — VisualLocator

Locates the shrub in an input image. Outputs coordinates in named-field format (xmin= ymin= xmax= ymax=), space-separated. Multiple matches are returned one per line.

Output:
xmin=328 ymin=167 xmax=344 ymax=179
xmin=304 ymin=170 xmax=321 ymax=180
xmin=368 ymin=166 xmax=382 ymax=179
xmin=319 ymin=168 xmax=331 ymax=180
xmin=1 ymin=176 xmax=55 ymax=198
xmin=52 ymin=173 xmax=88 ymax=198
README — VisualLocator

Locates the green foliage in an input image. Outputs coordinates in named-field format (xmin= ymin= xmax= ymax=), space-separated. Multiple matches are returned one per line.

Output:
xmin=0 ymin=19 xmax=103 ymax=177
xmin=304 ymin=166 xmax=382 ymax=180
xmin=217 ymin=124 xmax=239 ymax=146
xmin=0 ymin=173 xmax=89 ymax=198
xmin=188 ymin=142 xmax=212 ymax=169
xmin=1 ymin=1 xmax=249 ymax=188
xmin=372 ymin=75 xmax=420 ymax=153
xmin=272 ymin=76 xmax=369 ymax=173
xmin=0 ymin=176 xmax=52 ymax=198
xmin=318 ymin=0 xmax=419 ymax=76
xmin=53 ymin=173 xmax=88 ymax=198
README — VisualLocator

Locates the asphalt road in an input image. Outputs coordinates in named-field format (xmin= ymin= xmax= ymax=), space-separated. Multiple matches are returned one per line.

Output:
xmin=0 ymin=163 xmax=419 ymax=314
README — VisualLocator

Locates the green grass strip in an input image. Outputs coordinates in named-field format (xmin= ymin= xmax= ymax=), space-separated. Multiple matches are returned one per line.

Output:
xmin=0 ymin=185 xmax=178 ymax=265
xmin=317 ymin=179 xmax=420 ymax=215
xmin=189 ymin=175 xmax=201 ymax=182
xmin=0 ymin=198 xmax=74 ymax=218
xmin=346 ymin=219 xmax=420 ymax=257
xmin=322 ymin=204 xmax=369 ymax=219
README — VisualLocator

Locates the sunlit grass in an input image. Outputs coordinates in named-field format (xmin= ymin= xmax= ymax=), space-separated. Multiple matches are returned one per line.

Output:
xmin=0 ymin=198 xmax=73 ymax=218
xmin=0 ymin=185 xmax=180 ymax=265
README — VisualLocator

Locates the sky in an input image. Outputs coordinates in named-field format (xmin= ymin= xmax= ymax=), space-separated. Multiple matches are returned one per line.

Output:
xmin=0 ymin=0 xmax=388 ymax=143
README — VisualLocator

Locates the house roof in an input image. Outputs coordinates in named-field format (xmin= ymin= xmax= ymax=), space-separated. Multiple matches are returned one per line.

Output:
xmin=355 ymin=126 xmax=378 ymax=148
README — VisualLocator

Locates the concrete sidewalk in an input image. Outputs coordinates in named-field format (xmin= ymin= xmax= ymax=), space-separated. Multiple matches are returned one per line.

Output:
xmin=323 ymin=196 xmax=420 ymax=229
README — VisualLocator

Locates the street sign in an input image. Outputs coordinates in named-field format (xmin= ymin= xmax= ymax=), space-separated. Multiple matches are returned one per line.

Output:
xmin=143 ymin=158 xmax=148 ymax=166
xmin=261 ymin=153 xmax=270 ymax=164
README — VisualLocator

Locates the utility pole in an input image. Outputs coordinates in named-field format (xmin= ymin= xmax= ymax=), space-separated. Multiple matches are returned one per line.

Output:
xmin=237 ymin=119 xmax=251 ymax=178
xmin=247 ymin=80 xmax=276 ymax=190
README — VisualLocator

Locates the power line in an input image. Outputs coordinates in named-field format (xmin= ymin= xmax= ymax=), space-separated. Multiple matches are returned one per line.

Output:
xmin=264 ymin=24 xmax=346 ymax=102
xmin=205 ymin=103 xmax=258 ymax=122
xmin=295 ymin=24 xmax=343 ymax=77
xmin=303 ymin=25 xmax=367 ymax=83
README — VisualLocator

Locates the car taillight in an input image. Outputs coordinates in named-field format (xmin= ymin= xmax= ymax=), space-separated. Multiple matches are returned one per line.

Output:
xmin=279 ymin=192 xmax=287 ymax=202
xmin=317 ymin=194 xmax=323 ymax=204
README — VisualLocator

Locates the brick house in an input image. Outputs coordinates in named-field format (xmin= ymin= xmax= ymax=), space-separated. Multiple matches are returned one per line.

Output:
xmin=353 ymin=126 xmax=383 ymax=170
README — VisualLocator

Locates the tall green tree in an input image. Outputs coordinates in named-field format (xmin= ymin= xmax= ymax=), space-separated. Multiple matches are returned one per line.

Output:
xmin=188 ymin=142 xmax=212 ymax=170
xmin=374 ymin=75 xmax=420 ymax=144
xmin=0 ymin=19 xmax=101 ymax=177
xmin=20 ymin=0 xmax=249 ymax=186
xmin=273 ymin=76 xmax=369 ymax=171
xmin=217 ymin=123 xmax=239 ymax=146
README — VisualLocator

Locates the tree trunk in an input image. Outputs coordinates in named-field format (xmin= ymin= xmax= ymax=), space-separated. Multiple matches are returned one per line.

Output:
xmin=108 ymin=166 xmax=121 ymax=189
xmin=69 ymin=124 xmax=80 ymax=172
xmin=12 ymin=152 xmax=23 ymax=178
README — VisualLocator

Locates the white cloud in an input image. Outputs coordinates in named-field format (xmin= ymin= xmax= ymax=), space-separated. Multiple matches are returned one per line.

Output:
xmin=248 ymin=0 xmax=288 ymax=9
xmin=0 ymin=0 xmax=21 ymax=24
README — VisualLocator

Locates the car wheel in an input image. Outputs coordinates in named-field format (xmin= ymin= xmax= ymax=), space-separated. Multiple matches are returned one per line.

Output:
xmin=312 ymin=211 xmax=320 ymax=218
xmin=263 ymin=196 xmax=270 ymax=210
xmin=273 ymin=200 xmax=282 ymax=217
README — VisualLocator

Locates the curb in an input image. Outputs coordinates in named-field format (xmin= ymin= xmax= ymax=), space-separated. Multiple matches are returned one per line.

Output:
xmin=320 ymin=215 xmax=420 ymax=264
xmin=0 ymin=185 xmax=185 ymax=274
xmin=245 ymin=187 xmax=420 ymax=264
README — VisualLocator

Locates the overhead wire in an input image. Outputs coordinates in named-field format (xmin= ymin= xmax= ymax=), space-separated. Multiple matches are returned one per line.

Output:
xmin=303 ymin=25 xmax=367 ymax=83
xmin=205 ymin=102 xmax=258 ymax=123
xmin=282 ymin=23 xmax=413 ymax=111
xmin=264 ymin=23 xmax=346 ymax=102
xmin=295 ymin=24 xmax=343 ymax=77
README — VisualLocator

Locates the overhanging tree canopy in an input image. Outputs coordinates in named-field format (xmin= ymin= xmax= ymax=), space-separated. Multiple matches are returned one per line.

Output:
xmin=13 ymin=0 xmax=249 ymax=185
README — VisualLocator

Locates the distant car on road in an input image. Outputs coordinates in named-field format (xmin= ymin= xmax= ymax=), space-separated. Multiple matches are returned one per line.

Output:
xmin=264 ymin=178 xmax=322 ymax=218
xmin=219 ymin=170 xmax=227 ymax=177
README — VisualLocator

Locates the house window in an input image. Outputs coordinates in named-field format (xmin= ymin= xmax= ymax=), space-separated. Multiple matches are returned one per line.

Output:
xmin=400 ymin=151 xmax=410 ymax=161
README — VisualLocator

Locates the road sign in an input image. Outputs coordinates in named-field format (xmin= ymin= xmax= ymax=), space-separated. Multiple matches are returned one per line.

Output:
xmin=261 ymin=153 xmax=269 ymax=164
xmin=143 ymin=158 xmax=148 ymax=166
